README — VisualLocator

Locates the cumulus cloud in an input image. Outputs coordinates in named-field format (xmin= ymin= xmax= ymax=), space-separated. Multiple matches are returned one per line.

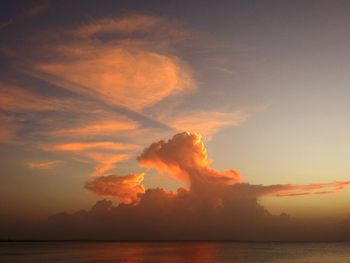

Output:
xmin=2 ymin=132 xmax=350 ymax=241
xmin=65 ymin=132 xmax=350 ymax=241
xmin=85 ymin=132 xmax=350 ymax=201
xmin=138 ymin=132 xmax=241 ymax=188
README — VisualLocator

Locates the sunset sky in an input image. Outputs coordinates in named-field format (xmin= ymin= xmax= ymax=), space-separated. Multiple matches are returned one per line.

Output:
xmin=1 ymin=0 xmax=350 ymax=240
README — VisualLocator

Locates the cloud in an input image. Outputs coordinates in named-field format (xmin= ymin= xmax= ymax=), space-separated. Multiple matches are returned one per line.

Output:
xmin=43 ymin=142 xmax=139 ymax=175
xmin=74 ymin=14 xmax=161 ymax=37
xmin=2 ymin=132 xmax=350 ymax=240
xmin=21 ymin=13 xmax=195 ymax=112
xmin=26 ymin=160 xmax=63 ymax=170
xmin=85 ymin=174 xmax=145 ymax=204
xmin=36 ymin=46 xmax=195 ymax=111
xmin=0 ymin=83 xmax=100 ymax=113
xmin=0 ymin=1 xmax=48 ymax=30
xmin=168 ymin=111 xmax=248 ymax=139
xmin=138 ymin=132 xmax=241 ymax=188
xmin=86 ymin=153 xmax=132 ymax=176
xmin=0 ymin=84 xmax=58 ymax=112
xmin=46 ymin=119 xmax=138 ymax=138
xmin=44 ymin=141 xmax=140 ymax=152
xmin=269 ymin=181 xmax=350 ymax=197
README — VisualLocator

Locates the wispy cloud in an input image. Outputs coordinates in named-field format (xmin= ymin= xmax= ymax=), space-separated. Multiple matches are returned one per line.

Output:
xmin=86 ymin=152 xmax=133 ymax=176
xmin=44 ymin=141 xmax=140 ymax=152
xmin=36 ymin=45 xmax=195 ymax=111
xmin=168 ymin=111 xmax=249 ymax=139
xmin=46 ymin=119 xmax=138 ymax=138
xmin=27 ymin=160 xmax=63 ymax=170
xmin=0 ymin=1 xmax=48 ymax=30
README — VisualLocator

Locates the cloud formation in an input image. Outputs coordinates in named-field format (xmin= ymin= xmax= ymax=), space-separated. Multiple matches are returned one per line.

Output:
xmin=88 ymin=132 xmax=350 ymax=203
xmin=1 ymin=132 xmax=350 ymax=241
xmin=138 ymin=132 xmax=241 ymax=188
xmin=37 ymin=47 xmax=194 ymax=111
xmin=85 ymin=174 xmax=145 ymax=204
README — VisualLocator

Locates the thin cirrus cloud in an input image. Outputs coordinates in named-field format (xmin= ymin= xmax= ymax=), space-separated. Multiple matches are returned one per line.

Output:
xmin=0 ymin=83 xmax=101 ymax=114
xmin=0 ymin=1 xmax=49 ymax=30
xmin=43 ymin=141 xmax=140 ymax=152
xmin=74 ymin=14 xmax=161 ymax=37
xmin=43 ymin=142 xmax=139 ymax=176
xmin=26 ymin=160 xmax=63 ymax=170
xmin=85 ymin=152 xmax=133 ymax=177
xmin=36 ymin=46 xmax=195 ymax=111
xmin=30 ymin=13 xmax=196 ymax=112
xmin=46 ymin=120 xmax=139 ymax=137
xmin=168 ymin=111 xmax=249 ymax=139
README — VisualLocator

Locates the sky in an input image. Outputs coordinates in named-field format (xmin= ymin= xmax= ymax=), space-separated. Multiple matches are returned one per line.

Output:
xmin=1 ymin=0 xmax=350 ymax=240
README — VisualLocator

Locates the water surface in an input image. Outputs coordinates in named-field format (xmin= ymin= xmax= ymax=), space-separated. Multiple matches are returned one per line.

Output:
xmin=0 ymin=242 xmax=349 ymax=262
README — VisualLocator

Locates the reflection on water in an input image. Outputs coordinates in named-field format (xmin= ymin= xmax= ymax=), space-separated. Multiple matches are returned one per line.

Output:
xmin=0 ymin=241 xmax=349 ymax=263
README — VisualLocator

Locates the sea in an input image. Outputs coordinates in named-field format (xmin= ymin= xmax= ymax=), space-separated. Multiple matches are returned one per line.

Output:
xmin=0 ymin=241 xmax=349 ymax=262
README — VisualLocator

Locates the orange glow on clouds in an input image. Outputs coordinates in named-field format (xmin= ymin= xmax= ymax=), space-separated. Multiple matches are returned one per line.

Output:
xmin=138 ymin=132 xmax=241 ymax=187
xmin=85 ymin=173 xmax=145 ymax=204
xmin=37 ymin=47 xmax=194 ymax=111
xmin=86 ymin=132 xmax=350 ymax=205
xmin=45 ymin=141 xmax=140 ymax=152
xmin=27 ymin=160 xmax=63 ymax=170
xmin=48 ymin=120 xmax=138 ymax=137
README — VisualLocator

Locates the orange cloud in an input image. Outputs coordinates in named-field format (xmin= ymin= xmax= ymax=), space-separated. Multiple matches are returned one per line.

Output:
xmin=138 ymin=132 xmax=241 ymax=188
xmin=86 ymin=152 xmax=132 ymax=176
xmin=37 ymin=47 xmax=194 ymax=111
xmin=137 ymin=132 xmax=350 ymax=200
xmin=27 ymin=160 xmax=63 ymax=170
xmin=45 ymin=141 xmax=140 ymax=152
xmin=85 ymin=174 xmax=145 ymax=204
xmin=11 ymin=132 xmax=350 ymax=241
xmin=270 ymin=181 xmax=350 ymax=197
xmin=43 ymin=142 xmax=138 ymax=175
xmin=47 ymin=120 xmax=138 ymax=137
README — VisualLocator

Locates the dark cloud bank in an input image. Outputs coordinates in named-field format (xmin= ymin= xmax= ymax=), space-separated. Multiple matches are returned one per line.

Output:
xmin=1 ymin=132 xmax=350 ymax=241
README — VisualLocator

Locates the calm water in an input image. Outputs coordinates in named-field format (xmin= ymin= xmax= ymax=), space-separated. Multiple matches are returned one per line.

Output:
xmin=0 ymin=242 xmax=349 ymax=263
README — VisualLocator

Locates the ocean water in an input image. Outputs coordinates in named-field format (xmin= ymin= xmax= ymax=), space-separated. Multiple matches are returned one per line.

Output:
xmin=0 ymin=242 xmax=349 ymax=263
